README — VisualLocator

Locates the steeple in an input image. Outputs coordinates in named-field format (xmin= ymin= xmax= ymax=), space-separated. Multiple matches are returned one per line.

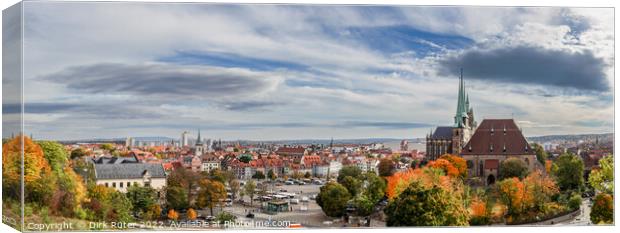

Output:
xmin=454 ymin=68 xmax=469 ymax=128
xmin=196 ymin=129 xmax=203 ymax=146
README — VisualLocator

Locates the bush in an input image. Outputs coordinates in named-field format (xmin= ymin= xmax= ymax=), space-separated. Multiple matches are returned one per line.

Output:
xmin=568 ymin=194 xmax=582 ymax=210
xmin=590 ymin=193 xmax=613 ymax=224
xmin=216 ymin=212 xmax=236 ymax=224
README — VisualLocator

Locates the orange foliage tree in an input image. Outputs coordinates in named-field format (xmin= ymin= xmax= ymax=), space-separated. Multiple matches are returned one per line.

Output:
xmin=427 ymin=159 xmax=460 ymax=177
xmin=2 ymin=135 xmax=55 ymax=203
xmin=187 ymin=208 xmax=197 ymax=220
xmin=440 ymin=154 xmax=468 ymax=178
xmin=498 ymin=171 xmax=559 ymax=217
xmin=167 ymin=209 xmax=179 ymax=221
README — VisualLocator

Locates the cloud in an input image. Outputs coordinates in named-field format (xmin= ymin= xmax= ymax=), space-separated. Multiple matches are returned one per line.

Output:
xmin=438 ymin=46 xmax=609 ymax=92
xmin=40 ymin=63 xmax=282 ymax=100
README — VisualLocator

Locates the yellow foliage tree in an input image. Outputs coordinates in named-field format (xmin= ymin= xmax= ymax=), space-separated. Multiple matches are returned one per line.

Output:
xmin=427 ymin=158 xmax=460 ymax=177
xmin=187 ymin=208 xmax=197 ymax=220
xmin=440 ymin=154 xmax=468 ymax=178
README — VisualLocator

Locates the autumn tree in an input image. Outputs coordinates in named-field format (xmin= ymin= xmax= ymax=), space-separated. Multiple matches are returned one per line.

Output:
xmin=589 ymin=155 xmax=613 ymax=194
xmin=144 ymin=204 xmax=162 ymax=220
xmin=384 ymin=181 xmax=469 ymax=226
xmin=168 ymin=167 xmax=201 ymax=204
xmin=316 ymin=182 xmax=351 ymax=217
xmin=427 ymin=158 xmax=459 ymax=177
xmin=553 ymin=153 xmax=584 ymax=191
xmin=498 ymin=158 xmax=528 ymax=180
xmin=267 ymin=169 xmax=277 ymax=180
xmin=187 ymin=208 xmax=197 ymax=220
xmin=244 ymin=180 xmax=257 ymax=206
xmin=167 ymin=209 xmax=179 ymax=221
xmin=439 ymin=154 xmax=468 ymax=178
xmin=197 ymin=179 xmax=227 ymax=216
xmin=378 ymin=158 xmax=395 ymax=177
xmin=70 ymin=148 xmax=88 ymax=159
xmin=2 ymin=136 xmax=56 ymax=204
xmin=590 ymin=193 xmax=613 ymax=224
xmin=229 ymin=179 xmax=241 ymax=204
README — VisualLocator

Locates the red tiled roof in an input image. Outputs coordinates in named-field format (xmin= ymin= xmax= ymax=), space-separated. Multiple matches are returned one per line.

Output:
xmin=276 ymin=147 xmax=306 ymax=154
xmin=461 ymin=119 xmax=534 ymax=156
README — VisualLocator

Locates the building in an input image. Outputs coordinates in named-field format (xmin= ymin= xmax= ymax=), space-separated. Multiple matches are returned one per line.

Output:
xmin=460 ymin=119 xmax=537 ymax=185
xmin=201 ymin=154 xmax=221 ymax=173
xmin=426 ymin=69 xmax=476 ymax=160
xmin=193 ymin=129 xmax=207 ymax=156
xmin=275 ymin=146 xmax=307 ymax=160
xmin=94 ymin=163 xmax=167 ymax=194
xmin=181 ymin=131 xmax=190 ymax=147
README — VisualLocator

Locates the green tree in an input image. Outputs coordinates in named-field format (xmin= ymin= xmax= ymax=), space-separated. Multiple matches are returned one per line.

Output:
xmin=531 ymin=143 xmax=548 ymax=165
xmin=238 ymin=154 xmax=252 ymax=163
xmin=37 ymin=141 xmax=69 ymax=172
xmin=168 ymin=168 xmax=201 ymax=204
xmin=588 ymin=155 xmax=613 ymax=194
xmin=252 ymin=171 xmax=266 ymax=180
xmin=340 ymin=176 xmax=361 ymax=197
xmin=166 ymin=186 xmax=189 ymax=210
xmin=316 ymin=182 xmax=351 ymax=217
xmin=196 ymin=179 xmax=227 ymax=216
xmin=126 ymin=186 xmax=157 ymax=217
xmin=378 ymin=158 xmax=395 ymax=177
xmin=498 ymin=158 xmax=529 ymax=180
xmin=70 ymin=148 xmax=88 ymax=159
xmin=244 ymin=180 xmax=257 ymax=206
xmin=337 ymin=165 xmax=363 ymax=183
xmin=363 ymin=172 xmax=386 ymax=203
xmin=553 ymin=153 xmax=585 ymax=191
xmin=590 ymin=193 xmax=613 ymax=224
xmin=384 ymin=181 xmax=468 ymax=226
xmin=267 ymin=169 xmax=276 ymax=180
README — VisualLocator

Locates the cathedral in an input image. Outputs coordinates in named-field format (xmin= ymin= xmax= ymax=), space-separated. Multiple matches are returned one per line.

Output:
xmin=426 ymin=69 xmax=477 ymax=161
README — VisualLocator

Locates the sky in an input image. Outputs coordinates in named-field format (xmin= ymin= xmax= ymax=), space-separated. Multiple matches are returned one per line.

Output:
xmin=2 ymin=2 xmax=615 ymax=141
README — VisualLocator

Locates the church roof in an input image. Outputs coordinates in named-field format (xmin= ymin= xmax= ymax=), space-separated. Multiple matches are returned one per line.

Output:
xmin=461 ymin=119 xmax=534 ymax=156
xmin=430 ymin=126 xmax=453 ymax=140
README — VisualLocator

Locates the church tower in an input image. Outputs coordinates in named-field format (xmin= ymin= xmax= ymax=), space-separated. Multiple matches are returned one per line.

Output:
xmin=195 ymin=129 xmax=205 ymax=156
xmin=452 ymin=69 xmax=475 ymax=154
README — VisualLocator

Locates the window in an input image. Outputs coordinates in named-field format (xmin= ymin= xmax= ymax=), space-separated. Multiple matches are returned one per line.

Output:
xmin=145 ymin=182 xmax=151 ymax=187
xmin=112 ymin=182 xmax=116 ymax=188
xmin=105 ymin=183 xmax=109 ymax=187
xmin=127 ymin=182 xmax=131 ymax=187
xmin=120 ymin=182 xmax=123 ymax=188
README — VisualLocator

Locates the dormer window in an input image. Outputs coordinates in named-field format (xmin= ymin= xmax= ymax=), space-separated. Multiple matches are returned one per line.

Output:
xmin=490 ymin=126 xmax=494 ymax=135
xmin=490 ymin=143 xmax=494 ymax=152
xmin=503 ymin=125 xmax=507 ymax=135
xmin=503 ymin=144 xmax=507 ymax=153
xmin=468 ymin=145 xmax=472 ymax=152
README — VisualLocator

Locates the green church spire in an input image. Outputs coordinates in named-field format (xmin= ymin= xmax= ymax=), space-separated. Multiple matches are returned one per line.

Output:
xmin=454 ymin=68 xmax=468 ymax=128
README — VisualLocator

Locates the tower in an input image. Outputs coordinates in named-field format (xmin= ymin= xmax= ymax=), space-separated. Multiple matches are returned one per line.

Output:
xmin=452 ymin=68 xmax=475 ymax=154
xmin=181 ymin=131 xmax=190 ymax=147
xmin=195 ymin=129 xmax=204 ymax=156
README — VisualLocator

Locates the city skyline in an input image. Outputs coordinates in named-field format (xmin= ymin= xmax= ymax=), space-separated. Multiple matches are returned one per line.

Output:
xmin=3 ymin=3 xmax=614 ymax=140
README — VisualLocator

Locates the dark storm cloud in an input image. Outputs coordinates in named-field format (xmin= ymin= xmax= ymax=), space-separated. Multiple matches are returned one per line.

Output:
xmin=438 ymin=46 xmax=609 ymax=92
xmin=41 ymin=63 xmax=278 ymax=99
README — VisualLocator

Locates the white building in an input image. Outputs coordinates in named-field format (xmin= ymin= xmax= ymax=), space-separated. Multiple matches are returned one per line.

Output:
xmin=94 ymin=163 xmax=167 ymax=195
xmin=181 ymin=131 xmax=190 ymax=147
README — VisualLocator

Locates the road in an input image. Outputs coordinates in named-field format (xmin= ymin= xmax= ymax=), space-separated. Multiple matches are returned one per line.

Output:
xmin=556 ymin=198 xmax=592 ymax=226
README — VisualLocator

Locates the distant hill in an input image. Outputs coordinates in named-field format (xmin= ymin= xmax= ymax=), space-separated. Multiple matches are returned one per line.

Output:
xmin=527 ymin=133 xmax=613 ymax=144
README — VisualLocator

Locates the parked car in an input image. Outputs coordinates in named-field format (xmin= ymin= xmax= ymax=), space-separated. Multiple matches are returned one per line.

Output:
xmin=290 ymin=199 xmax=300 ymax=204
xmin=285 ymin=181 xmax=294 ymax=185
xmin=301 ymin=196 xmax=309 ymax=202
xmin=246 ymin=213 xmax=255 ymax=218
xmin=298 ymin=181 xmax=306 ymax=185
